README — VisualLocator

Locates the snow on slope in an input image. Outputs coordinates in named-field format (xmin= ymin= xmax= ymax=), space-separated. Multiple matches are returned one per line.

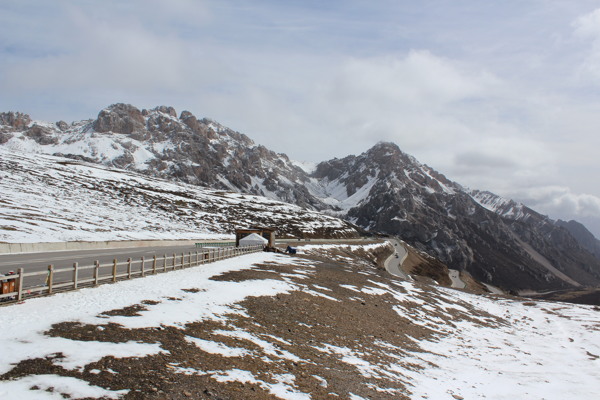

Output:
xmin=470 ymin=189 xmax=527 ymax=220
xmin=305 ymin=173 xmax=379 ymax=211
xmin=0 ymin=245 xmax=598 ymax=399
xmin=1 ymin=118 xmax=155 ymax=170
xmin=0 ymin=149 xmax=357 ymax=243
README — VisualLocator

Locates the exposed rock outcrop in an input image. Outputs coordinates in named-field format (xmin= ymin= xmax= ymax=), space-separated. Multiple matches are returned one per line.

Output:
xmin=0 ymin=112 xmax=31 ymax=131
xmin=93 ymin=103 xmax=145 ymax=134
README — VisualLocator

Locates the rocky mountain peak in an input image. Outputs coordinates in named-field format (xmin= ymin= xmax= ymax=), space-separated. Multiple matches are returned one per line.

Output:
xmin=363 ymin=141 xmax=425 ymax=174
xmin=0 ymin=111 xmax=31 ymax=131
xmin=368 ymin=141 xmax=401 ymax=155
xmin=151 ymin=105 xmax=177 ymax=118
xmin=93 ymin=103 xmax=145 ymax=134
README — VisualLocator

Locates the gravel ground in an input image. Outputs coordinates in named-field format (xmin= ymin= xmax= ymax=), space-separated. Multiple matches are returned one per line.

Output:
xmin=1 ymin=242 xmax=504 ymax=399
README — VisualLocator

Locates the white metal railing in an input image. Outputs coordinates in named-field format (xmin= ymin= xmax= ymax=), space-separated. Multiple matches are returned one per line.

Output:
xmin=0 ymin=245 xmax=263 ymax=304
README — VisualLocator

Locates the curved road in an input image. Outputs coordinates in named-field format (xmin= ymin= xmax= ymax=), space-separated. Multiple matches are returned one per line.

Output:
xmin=384 ymin=238 xmax=410 ymax=280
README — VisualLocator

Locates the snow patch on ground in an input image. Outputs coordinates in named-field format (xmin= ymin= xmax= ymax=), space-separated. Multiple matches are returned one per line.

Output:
xmin=0 ymin=244 xmax=598 ymax=399
xmin=0 ymin=374 xmax=128 ymax=399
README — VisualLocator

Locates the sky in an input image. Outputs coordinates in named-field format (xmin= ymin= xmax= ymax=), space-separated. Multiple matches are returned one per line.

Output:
xmin=1 ymin=0 xmax=600 ymax=235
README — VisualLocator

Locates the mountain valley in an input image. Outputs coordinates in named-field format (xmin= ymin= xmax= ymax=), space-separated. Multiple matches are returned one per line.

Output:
xmin=2 ymin=104 xmax=600 ymax=295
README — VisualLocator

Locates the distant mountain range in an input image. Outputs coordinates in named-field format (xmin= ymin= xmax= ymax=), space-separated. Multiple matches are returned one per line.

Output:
xmin=2 ymin=103 xmax=600 ymax=293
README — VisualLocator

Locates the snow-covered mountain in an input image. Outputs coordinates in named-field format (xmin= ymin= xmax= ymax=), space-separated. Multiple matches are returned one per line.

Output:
xmin=0 ymin=105 xmax=325 ymax=210
xmin=470 ymin=189 xmax=528 ymax=220
xmin=310 ymin=142 xmax=600 ymax=292
xmin=2 ymin=104 xmax=600 ymax=293
xmin=0 ymin=149 xmax=358 ymax=243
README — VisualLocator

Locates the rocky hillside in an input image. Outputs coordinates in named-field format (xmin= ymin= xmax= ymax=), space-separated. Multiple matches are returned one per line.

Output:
xmin=310 ymin=143 xmax=600 ymax=292
xmin=0 ymin=149 xmax=359 ymax=243
xmin=2 ymin=104 xmax=600 ymax=293
xmin=556 ymin=219 xmax=600 ymax=259
xmin=0 ymin=105 xmax=325 ymax=211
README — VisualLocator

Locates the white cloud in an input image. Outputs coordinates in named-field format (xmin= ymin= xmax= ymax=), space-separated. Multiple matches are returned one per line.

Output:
xmin=331 ymin=51 xmax=493 ymax=106
xmin=573 ymin=8 xmax=600 ymax=38
xmin=509 ymin=185 xmax=600 ymax=228
xmin=2 ymin=1 xmax=600 ymax=234
xmin=3 ymin=8 xmax=193 ymax=93
xmin=305 ymin=51 xmax=504 ymax=154
xmin=573 ymin=8 xmax=600 ymax=83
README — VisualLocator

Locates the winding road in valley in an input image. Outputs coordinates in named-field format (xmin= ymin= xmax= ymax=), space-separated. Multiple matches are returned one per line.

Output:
xmin=384 ymin=238 xmax=409 ymax=280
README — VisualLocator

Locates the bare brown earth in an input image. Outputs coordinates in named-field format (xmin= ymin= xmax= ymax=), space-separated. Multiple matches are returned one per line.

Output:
xmin=402 ymin=248 xmax=452 ymax=287
xmin=1 ymin=242 xmax=504 ymax=399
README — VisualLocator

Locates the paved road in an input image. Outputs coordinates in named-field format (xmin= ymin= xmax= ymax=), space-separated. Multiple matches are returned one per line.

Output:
xmin=0 ymin=238 xmax=372 ymax=275
xmin=0 ymin=243 xmax=220 ymax=288
xmin=384 ymin=238 xmax=410 ymax=280
xmin=0 ymin=237 xmax=377 ymax=290
xmin=0 ymin=243 xmax=212 ymax=273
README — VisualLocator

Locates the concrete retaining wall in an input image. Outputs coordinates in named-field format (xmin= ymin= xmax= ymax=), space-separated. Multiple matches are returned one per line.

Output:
xmin=0 ymin=239 xmax=233 ymax=255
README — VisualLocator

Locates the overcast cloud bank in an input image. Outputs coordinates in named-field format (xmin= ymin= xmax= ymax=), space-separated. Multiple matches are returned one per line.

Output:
xmin=1 ymin=1 xmax=600 ymax=235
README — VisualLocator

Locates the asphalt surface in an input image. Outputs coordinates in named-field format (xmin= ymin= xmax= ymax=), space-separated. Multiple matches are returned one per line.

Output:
xmin=0 ymin=237 xmax=375 ymax=293
xmin=384 ymin=238 xmax=410 ymax=280
xmin=0 ymin=238 xmax=372 ymax=275
xmin=0 ymin=243 xmax=224 ymax=289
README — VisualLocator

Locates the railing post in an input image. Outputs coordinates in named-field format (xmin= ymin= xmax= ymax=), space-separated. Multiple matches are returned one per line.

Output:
xmin=73 ymin=262 xmax=79 ymax=289
xmin=181 ymin=253 xmax=184 ymax=269
xmin=195 ymin=251 xmax=199 ymax=266
xmin=163 ymin=254 xmax=167 ymax=272
xmin=94 ymin=260 xmax=100 ymax=286
xmin=112 ymin=259 xmax=117 ymax=282
xmin=153 ymin=255 xmax=157 ymax=274
xmin=127 ymin=258 xmax=132 ymax=279
xmin=172 ymin=253 xmax=176 ymax=270
xmin=141 ymin=256 xmax=145 ymax=277
xmin=17 ymin=268 xmax=24 ymax=301
xmin=188 ymin=252 xmax=192 ymax=268
xmin=47 ymin=265 xmax=54 ymax=294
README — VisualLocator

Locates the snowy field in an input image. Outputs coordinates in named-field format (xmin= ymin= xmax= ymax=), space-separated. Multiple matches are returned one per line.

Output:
xmin=0 ymin=244 xmax=598 ymax=399
xmin=0 ymin=148 xmax=356 ymax=243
